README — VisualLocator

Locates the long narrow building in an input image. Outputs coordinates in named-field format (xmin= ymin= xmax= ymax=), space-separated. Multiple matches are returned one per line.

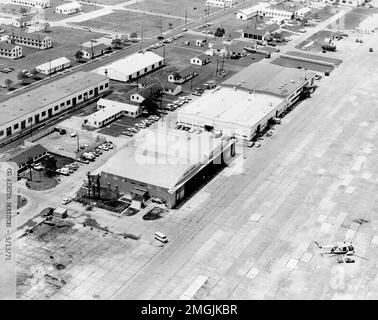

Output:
xmin=0 ymin=71 xmax=109 ymax=141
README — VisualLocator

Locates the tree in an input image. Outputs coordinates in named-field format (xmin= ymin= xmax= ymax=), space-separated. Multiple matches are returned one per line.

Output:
xmin=75 ymin=50 xmax=84 ymax=62
xmin=141 ymin=97 xmax=159 ymax=115
xmin=214 ymin=27 xmax=225 ymax=37
xmin=5 ymin=79 xmax=13 ymax=90
xmin=17 ymin=71 xmax=29 ymax=85
xmin=41 ymin=156 xmax=57 ymax=177
xmin=129 ymin=32 xmax=138 ymax=39
xmin=29 ymin=68 xmax=40 ymax=80
xmin=43 ymin=22 xmax=51 ymax=33
xmin=111 ymin=38 xmax=122 ymax=49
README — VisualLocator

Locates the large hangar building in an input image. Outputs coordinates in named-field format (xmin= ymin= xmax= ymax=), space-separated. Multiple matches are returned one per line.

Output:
xmin=177 ymin=63 xmax=315 ymax=140
xmin=96 ymin=129 xmax=236 ymax=208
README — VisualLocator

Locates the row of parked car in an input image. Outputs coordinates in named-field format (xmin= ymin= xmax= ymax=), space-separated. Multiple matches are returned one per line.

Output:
xmin=148 ymin=34 xmax=184 ymax=51
xmin=161 ymin=95 xmax=192 ymax=111
xmin=56 ymin=162 xmax=80 ymax=176
xmin=122 ymin=115 xmax=160 ymax=137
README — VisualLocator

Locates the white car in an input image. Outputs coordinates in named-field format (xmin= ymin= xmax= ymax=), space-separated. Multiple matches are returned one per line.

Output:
xmin=70 ymin=132 xmax=77 ymax=137
xmin=98 ymin=145 xmax=109 ymax=151
xmin=62 ymin=197 xmax=72 ymax=205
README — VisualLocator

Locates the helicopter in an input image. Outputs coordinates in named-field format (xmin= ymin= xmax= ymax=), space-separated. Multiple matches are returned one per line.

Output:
xmin=314 ymin=241 xmax=368 ymax=262
xmin=314 ymin=241 xmax=355 ymax=256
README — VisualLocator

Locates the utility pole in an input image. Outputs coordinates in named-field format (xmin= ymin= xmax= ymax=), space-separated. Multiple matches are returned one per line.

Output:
xmin=160 ymin=16 xmax=163 ymax=37
xmin=185 ymin=9 xmax=187 ymax=26
xmin=77 ymin=134 xmax=80 ymax=155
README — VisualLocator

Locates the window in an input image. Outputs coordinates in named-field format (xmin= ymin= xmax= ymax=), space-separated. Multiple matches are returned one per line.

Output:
xmin=54 ymin=105 xmax=58 ymax=111
xmin=100 ymin=85 xmax=103 ymax=90
xmin=14 ymin=123 xmax=19 ymax=130
xmin=67 ymin=100 xmax=71 ymax=105
xmin=0 ymin=130 xmax=3 ymax=136
xmin=78 ymin=94 xmax=82 ymax=100
xmin=28 ymin=117 xmax=32 ymax=123
xmin=42 ymin=111 xmax=46 ymax=116
xmin=144 ymin=68 xmax=147 ymax=72
xmin=60 ymin=102 xmax=64 ymax=107
xmin=104 ymin=83 xmax=108 ymax=88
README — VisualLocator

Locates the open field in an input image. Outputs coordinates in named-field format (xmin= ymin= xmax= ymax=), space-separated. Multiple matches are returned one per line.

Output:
xmin=44 ymin=0 xmax=102 ymax=22
xmin=0 ymin=26 xmax=105 ymax=89
xmin=126 ymin=0 xmax=222 ymax=20
xmin=73 ymin=9 xmax=184 ymax=37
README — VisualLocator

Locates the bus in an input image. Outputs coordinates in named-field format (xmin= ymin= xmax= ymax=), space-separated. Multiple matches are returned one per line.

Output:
xmin=155 ymin=232 xmax=168 ymax=243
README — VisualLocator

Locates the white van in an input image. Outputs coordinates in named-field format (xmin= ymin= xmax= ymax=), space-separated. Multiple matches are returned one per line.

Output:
xmin=155 ymin=232 xmax=168 ymax=243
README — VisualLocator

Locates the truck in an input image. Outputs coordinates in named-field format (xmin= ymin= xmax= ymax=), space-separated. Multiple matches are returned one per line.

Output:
xmin=82 ymin=152 xmax=95 ymax=161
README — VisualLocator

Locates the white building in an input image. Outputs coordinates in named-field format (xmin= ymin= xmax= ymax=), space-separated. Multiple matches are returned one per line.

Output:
xmin=205 ymin=0 xmax=236 ymax=7
xmin=11 ymin=0 xmax=50 ymax=8
xmin=0 ymin=43 xmax=22 ymax=59
xmin=55 ymin=2 xmax=83 ymax=15
xmin=295 ymin=7 xmax=312 ymax=18
xmin=236 ymin=3 xmax=270 ymax=20
xmin=258 ymin=6 xmax=294 ymax=22
xmin=84 ymin=99 xmax=141 ymax=128
xmin=317 ymin=0 xmax=364 ymax=6
xmin=94 ymin=52 xmax=165 ymax=82
xmin=35 ymin=57 xmax=71 ymax=75
xmin=7 ymin=32 xmax=52 ymax=50
xmin=0 ymin=72 xmax=109 ymax=141
xmin=177 ymin=63 xmax=315 ymax=141
xmin=190 ymin=54 xmax=211 ymax=66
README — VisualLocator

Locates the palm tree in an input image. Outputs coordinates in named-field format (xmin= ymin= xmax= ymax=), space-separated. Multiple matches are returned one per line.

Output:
xmin=17 ymin=71 xmax=29 ymax=85
xmin=29 ymin=68 xmax=40 ymax=80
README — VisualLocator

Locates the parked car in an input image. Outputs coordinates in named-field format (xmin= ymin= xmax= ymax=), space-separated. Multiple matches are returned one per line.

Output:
xmin=70 ymin=132 xmax=77 ymax=137
xmin=62 ymin=197 xmax=72 ymax=205
xmin=151 ymin=197 xmax=164 ymax=204
xmin=34 ymin=164 xmax=45 ymax=171
xmin=122 ymin=131 xmax=133 ymax=136
xmin=247 ymin=141 xmax=255 ymax=148
xmin=98 ymin=145 xmax=109 ymax=151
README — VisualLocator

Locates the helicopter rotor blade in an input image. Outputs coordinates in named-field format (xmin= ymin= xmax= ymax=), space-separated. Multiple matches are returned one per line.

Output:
xmin=353 ymin=254 xmax=369 ymax=260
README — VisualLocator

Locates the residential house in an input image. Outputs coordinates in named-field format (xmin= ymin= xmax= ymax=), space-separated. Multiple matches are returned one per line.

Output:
xmin=190 ymin=53 xmax=211 ymax=66
xmin=130 ymin=82 xmax=163 ymax=104
xmin=80 ymin=43 xmax=110 ymax=60
xmin=168 ymin=66 xmax=198 ymax=84
xmin=161 ymin=80 xmax=182 ymax=96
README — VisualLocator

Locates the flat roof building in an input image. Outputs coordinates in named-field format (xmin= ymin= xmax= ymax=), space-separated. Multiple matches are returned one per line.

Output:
xmin=178 ymin=63 xmax=315 ymax=140
xmin=55 ymin=2 xmax=83 ymax=15
xmin=35 ymin=57 xmax=71 ymax=75
xmin=96 ymin=129 xmax=236 ymax=208
xmin=93 ymin=52 xmax=165 ymax=82
xmin=84 ymin=98 xmax=141 ymax=128
xmin=0 ymin=71 xmax=109 ymax=141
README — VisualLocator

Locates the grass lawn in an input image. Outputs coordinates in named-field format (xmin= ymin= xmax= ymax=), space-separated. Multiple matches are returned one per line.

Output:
xmin=73 ymin=10 xmax=184 ymax=37
xmin=44 ymin=0 xmax=103 ymax=22
xmin=0 ymin=26 xmax=105 ymax=94
xmin=309 ymin=6 xmax=340 ymax=23
xmin=126 ymin=0 xmax=222 ymax=20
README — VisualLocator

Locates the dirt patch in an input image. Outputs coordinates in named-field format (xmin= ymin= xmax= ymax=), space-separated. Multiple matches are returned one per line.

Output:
xmin=24 ymin=171 xmax=58 ymax=191
xmin=122 ymin=207 xmax=138 ymax=216
xmin=83 ymin=217 xmax=109 ymax=232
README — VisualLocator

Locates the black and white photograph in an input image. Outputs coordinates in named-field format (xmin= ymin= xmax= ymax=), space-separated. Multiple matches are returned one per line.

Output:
xmin=0 ymin=0 xmax=377 ymax=308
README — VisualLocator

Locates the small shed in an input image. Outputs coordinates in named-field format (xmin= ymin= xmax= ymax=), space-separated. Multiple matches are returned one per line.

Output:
xmin=53 ymin=207 xmax=68 ymax=219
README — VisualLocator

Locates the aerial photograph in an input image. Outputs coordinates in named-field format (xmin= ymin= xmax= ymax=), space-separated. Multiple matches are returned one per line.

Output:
xmin=0 ymin=0 xmax=377 ymax=306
